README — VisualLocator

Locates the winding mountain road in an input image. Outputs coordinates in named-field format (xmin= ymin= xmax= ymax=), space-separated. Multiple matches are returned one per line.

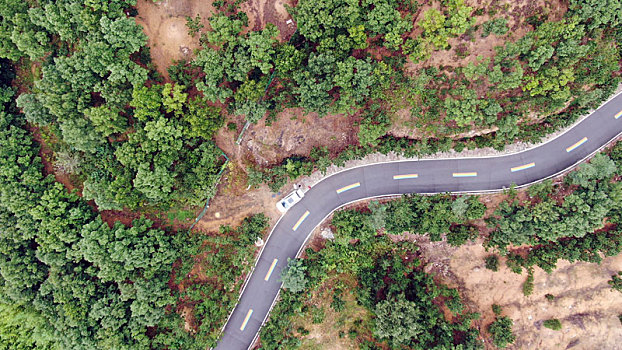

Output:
xmin=214 ymin=91 xmax=622 ymax=350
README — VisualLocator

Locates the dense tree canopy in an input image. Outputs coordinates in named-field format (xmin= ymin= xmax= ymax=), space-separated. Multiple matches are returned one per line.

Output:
xmin=280 ymin=258 xmax=308 ymax=293
xmin=487 ymin=154 xmax=622 ymax=252
xmin=2 ymin=0 xmax=226 ymax=209
xmin=0 ymin=84 xmax=184 ymax=348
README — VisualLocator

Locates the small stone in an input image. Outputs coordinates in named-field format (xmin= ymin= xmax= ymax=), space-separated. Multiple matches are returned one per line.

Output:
xmin=215 ymin=212 xmax=221 ymax=218
xmin=321 ymin=228 xmax=334 ymax=239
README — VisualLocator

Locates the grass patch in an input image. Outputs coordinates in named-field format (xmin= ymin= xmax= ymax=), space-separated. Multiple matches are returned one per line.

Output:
xmin=290 ymin=274 xmax=372 ymax=350
xmin=166 ymin=208 xmax=197 ymax=224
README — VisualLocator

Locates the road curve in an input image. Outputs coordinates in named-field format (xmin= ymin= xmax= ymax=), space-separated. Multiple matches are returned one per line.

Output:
xmin=215 ymin=91 xmax=622 ymax=350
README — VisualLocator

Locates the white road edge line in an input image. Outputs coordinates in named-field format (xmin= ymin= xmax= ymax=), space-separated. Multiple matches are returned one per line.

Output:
xmin=308 ymin=89 xmax=622 ymax=189
xmin=246 ymin=126 xmax=622 ymax=350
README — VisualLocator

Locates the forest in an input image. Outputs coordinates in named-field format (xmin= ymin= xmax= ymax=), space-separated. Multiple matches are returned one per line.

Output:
xmin=0 ymin=0 xmax=621 ymax=349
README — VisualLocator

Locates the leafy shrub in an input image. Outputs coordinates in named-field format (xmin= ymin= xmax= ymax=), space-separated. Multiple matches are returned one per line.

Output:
xmin=485 ymin=255 xmax=499 ymax=271
xmin=523 ymin=268 xmax=535 ymax=296
xmin=492 ymin=304 xmax=502 ymax=316
xmin=488 ymin=316 xmax=516 ymax=348
xmin=481 ymin=18 xmax=509 ymax=37
xmin=609 ymin=272 xmax=622 ymax=292
xmin=543 ymin=319 xmax=562 ymax=331
xmin=281 ymin=258 xmax=308 ymax=293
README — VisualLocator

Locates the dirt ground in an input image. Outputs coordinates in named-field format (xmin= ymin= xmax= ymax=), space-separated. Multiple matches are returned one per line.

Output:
xmin=240 ymin=0 xmax=296 ymax=41
xmin=193 ymin=174 xmax=283 ymax=233
xmin=192 ymin=107 xmax=358 ymax=234
xmin=407 ymin=0 xmax=567 ymax=72
xmin=441 ymin=240 xmax=622 ymax=350
xmin=134 ymin=0 xmax=214 ymax=80
xmin=134 ymin=0 xmax=295 ymax=80
xmin=392 ymin=0 xmax=568 ymax=139
xmin=243 ymin=108 xmax=358 ymax=166
xmin=194 ymin=123 xmax=287 ymax=234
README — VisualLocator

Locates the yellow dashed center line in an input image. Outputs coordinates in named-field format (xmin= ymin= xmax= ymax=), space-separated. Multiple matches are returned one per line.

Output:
xmin=393 ymin=174 xmax=419 ymax=180
xmin=336 ymin=182 xmax=361 ymax=194
xmin=510 ymin=162 xmax=535 ymax=172
xmin=264 ymin=259 xmax=278 ymax=281
xmin=240 ymin=309 xmax=253 ymax=331
xmin=566 ymin=137 xmax=588 ymax=152
xmin=452 ymin=172 xmax=478 ymax=177
xmin=292 ymin=211 xmax=310 ymax=231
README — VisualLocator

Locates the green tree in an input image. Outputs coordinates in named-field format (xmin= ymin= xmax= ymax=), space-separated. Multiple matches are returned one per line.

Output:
xmin=608 ymin=271 xmax=622 ymax=293
xmin=204 ymin=14 xmax=244 ymax=47
xmin=161 ymin=83 xmax=188 ymax=115
xmin=183 ymin=97 xmax=223 ymax=139
xmin=16 ymin=93 xmax=54 ymax=125
xmin=482 ymin=18 xmax=508 ymax=37
xmin=373 ymin=293 xmax=421 ymax=346
xmin=280 ymin=258 xmax=308 ymax=293
xmin=488 ymin=316 xmax=516 ymax=348
xmin=59 ymin=118 xmax=105 ymax=153
xmin=568 ymin=0 xmax=622 ymax=31
xmin=133 ymin=164 xmax=175 ymax=203
xmin=85 ymin=105 xmax=127 ymax=137
xmin=186 ymin=14 xmax=204 ymax=37
xmin=485 ymin=255 xmax=499 ymax=271
xmin=358 ymin=116 xmax=388 ymax=146
xmin=0 ymin=303 xmax=57 ymax=350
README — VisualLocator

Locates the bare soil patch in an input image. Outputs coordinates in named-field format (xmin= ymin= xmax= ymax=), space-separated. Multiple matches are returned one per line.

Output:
xmin=243 ymin=108 xmax=359 ymax=166
xmin=193 ymin=119 xmax=285 ymax=233
xmin=195 ymin=106 xmax=359 ymax=236
xmin=134 ymin=0 xmax=215 ymax=80
xmin=406 ymin=0 xmax=567 ymax=72
xmin=436 ymin=240 xmax=622 ymax=349
xmin=240 ymin=0 xmax=296 ymax=40
xmin=135 ymin=0 xmax=295 ymax=81
xmin=193 ymin=176 xmax=282 ymax=234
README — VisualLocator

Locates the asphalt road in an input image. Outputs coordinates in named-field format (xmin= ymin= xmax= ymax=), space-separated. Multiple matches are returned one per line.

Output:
xmin=214 ymin=91 xmax=622 ymax=350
